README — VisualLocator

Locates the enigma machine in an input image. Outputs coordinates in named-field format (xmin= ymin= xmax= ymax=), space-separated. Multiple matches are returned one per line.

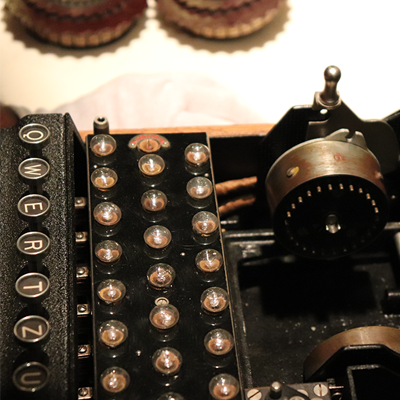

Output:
xmin=1 ymin=66 xmax=400 ymax=400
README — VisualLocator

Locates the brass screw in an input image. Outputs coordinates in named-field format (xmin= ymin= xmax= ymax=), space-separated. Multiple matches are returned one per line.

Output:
xmin=286 ymin=166 xmax=299 ymax=178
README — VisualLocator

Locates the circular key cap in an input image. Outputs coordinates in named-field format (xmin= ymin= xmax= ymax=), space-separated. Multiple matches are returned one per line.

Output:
xmin=12 ymin=361 xmax=50 ymax=392
xmin=18 ymin=158 xmax=50 ymax=186
xmin=17 ymin=194 xmax=50 ymax=224
xmin=17 ymin=232 xmax=50 ymax=262
xmin=14 ymin=315 xmax=50 ymax=344
xmin=15 ymin=273 xmax=50 ymax=303
xmin=18 ymin=124 xmax=51 ymax=151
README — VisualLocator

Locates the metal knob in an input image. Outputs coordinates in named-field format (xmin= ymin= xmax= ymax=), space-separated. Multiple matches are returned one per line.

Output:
xmin=319 ymin=65 xmax=341 ymax=106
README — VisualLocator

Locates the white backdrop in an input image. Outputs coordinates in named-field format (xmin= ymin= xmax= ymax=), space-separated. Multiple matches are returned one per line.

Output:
xmin=1 ymin=0 xmax=400 ymax=125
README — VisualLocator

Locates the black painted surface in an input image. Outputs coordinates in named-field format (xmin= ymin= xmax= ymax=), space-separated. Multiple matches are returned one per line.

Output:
xmin=223 ymin=228 xmax=400 ymax=388
xmin=87 ymin=133 xmax=240 ymax=400
xmin=0 ymin=114 xmax=77 ymax=399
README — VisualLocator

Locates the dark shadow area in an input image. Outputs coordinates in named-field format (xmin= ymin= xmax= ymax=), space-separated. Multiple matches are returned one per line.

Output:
xmin=224 ymin=229 xmax=400 ymax=385
xmin=155 ymin=0 xmax=291 ymax=53
xmin=238 ymin=256 xmax=378 ymax=321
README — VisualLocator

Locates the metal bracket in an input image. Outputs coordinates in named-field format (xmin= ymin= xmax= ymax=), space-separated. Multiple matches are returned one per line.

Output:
xmin=78 ymin=387 xmax=93 ymax=399
xmin=75 ymin=232 xmax=88 ymax=244
xmin=77 ymin=344 xmax=92 ymax=359
xmin=76 ymin=266 xmax=90 ymax=280
xmin=77 ymin=304 xmax=91 ymax=316
xmin=74 ymin=197 xmax=87 ymax=210
xmin=307 ymin=66 xmax=399 ymax=174
xmin=324 ymin=129 xmax=368 ymax=150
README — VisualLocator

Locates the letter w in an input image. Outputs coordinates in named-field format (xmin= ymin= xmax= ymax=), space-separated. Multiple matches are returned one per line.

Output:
xmin=24 ymin=164 xmax=42 ymax=176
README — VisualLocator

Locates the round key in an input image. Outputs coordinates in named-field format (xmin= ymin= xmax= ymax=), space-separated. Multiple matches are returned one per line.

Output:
xmin=18 ymin=158 xmax=50 ymax=186
xmin=201 ymin=287 xmax=229 ymax=314
xmin=14 ymin=315 xmax=50 ymax=344
xmin=204 ymin=329 xmax=234 ymax=356
xmin=18 ymin=124 xmax=51 ymax=151
xmin=187 ymin=177 xmax=213 ymax=200
xmin=192 ymin=211 xmax=218 ymax=236
xmin=12 ymin=361 xmax=50 ymax=392
xmin=95 ymin=240 xmax=122 ymax=264
xmin=91 ymin=167 xmax=118 ymax=190
xmin=150 ymin=304 xmax=179 ymax=330
xmin=15 ymin=273 xmax=50 ymax=303
xmin=17 ymin=194 xmax=50 ymax=224
xmin=17 ymin=232 xmax=50 ymax=262
xmin=144 ymin=225 xmax=171 ymax=249
xmin=195 ymin=249 xmax=223 ymax=273
xmin=93 ymin=202 xmax=121 ymax=226
xmin=141 ymin=190 xmax=168 ymax=212
xmin=138 ymin=137 xmax=161 ymax=153
xmin=100 ymin=367 xmax=130 ymax=394
xmin=185 ymin=143 xmax=210 ymax=166
xmin=97 ymin=279 xmax=126 ymax=305
xmin=147 ymin=264 xmax=176 ymax=289
xmin=90 ymin=134 xmax=116 ymax=157
xmin=209 ymin=374 xmax=239 ymax=400
xmin=138 ymin=154 xmax=165 ymax=176
xmin=152 ymin=347 xmax=182 ymax=375
xmin=99 ymin=320 xmax=128 ymax=348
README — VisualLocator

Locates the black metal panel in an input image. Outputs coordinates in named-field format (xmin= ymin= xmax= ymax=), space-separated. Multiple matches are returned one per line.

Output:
xmin=209 ymin=136 xmax=263 ymax=183
xmin=223 ymin=227 xmax=400 ymax=388
xmin=87 ymin=133 xmax=240 ymax=400
xmin=0 ymin=114 xmax=78 ymax=399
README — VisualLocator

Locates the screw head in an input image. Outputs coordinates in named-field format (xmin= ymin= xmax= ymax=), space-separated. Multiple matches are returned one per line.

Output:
xmin=286 ymin=166 xmax=299 ymax=178
xmin=78 ymin=387 xmax=88 ymax=396
xmin=247 ymin=388 xmax=262 ymax=400
xmin=313 ymin=383 xmax=328 ymax=397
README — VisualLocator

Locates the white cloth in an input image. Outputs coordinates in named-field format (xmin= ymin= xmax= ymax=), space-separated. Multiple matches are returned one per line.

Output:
xmin=25 ymin=72 xmax=264 ymax=130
